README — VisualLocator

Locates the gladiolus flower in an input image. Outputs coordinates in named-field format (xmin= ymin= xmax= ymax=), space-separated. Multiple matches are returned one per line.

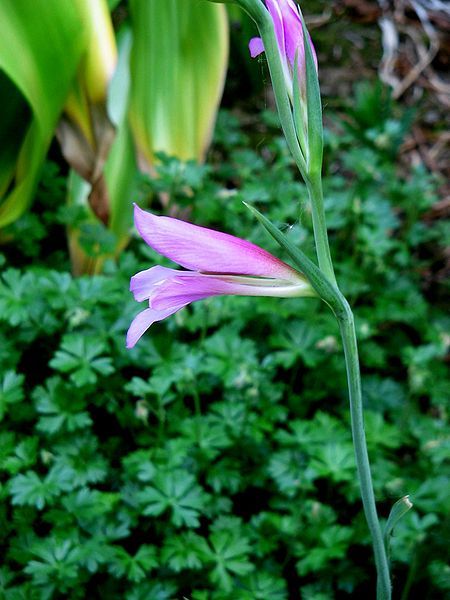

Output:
xmin=126 ymin=204 xmax=314 ymax=348
xmin=249 ymin=0 xmax=317 ymax=99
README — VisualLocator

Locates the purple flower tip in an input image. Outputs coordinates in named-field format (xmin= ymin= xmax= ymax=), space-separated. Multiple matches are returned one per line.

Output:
xmin=248 ymin=0 xmax=318 ymax=93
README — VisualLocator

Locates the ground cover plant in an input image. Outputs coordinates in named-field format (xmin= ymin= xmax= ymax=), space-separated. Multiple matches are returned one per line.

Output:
xmin=1 ymin=96 xmax=448 ymax=597
xmin=1 ymin=1 xmax=449 ymax=599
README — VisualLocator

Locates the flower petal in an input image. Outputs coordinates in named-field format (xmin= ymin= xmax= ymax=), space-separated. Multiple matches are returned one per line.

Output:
xmin=275 ymin=0 xmax=301 ymax=64
xmin=126 ymin=304 xmax=187 ymax=349
xmin=150 ymin=273 xmax=241 ymax=311
xmin=133 ymin=204 xmax=298 ymax=281
xmin=249 ymin=37 xmax=264 ymax=58
xmin=265 ymin=0 xmax=287 ymax=58
xmin=150 ymin=272 xmax=311 ymax=311
xmin=259 ymin=0 xmax=317 ymax=83
xmin=277 ymin=0 xmax=317 ymax=72
xmin=130 ymin=265 xmax=178 ymax=302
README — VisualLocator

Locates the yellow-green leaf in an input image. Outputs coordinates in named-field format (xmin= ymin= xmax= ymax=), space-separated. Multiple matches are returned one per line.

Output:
xmin=128 ymin=0 xmax=229 ymax=168
xmin=0 ymin=0 xmax=88 ymax=227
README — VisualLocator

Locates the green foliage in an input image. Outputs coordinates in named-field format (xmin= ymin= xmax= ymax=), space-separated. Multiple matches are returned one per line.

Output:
xmin=138 ymin=471 xmax=208 ymax=528
xmin=49 ymin=334 xmax=114 ymax=387
xmin=202 ymin=528 xmax=254 ymax=591
xmin=0 ymin=90 xmax=448 ymax=598
xmin=10 ymin=464 xmax=74 ymax=510
xmin=0 ymin=370 xmax=24 ymax=420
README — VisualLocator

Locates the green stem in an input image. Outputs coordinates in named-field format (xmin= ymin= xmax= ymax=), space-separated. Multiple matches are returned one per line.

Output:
xmin=338 ymin=301 xmax=391 ymax=600
xmin=233 ymin=2 xmax=391 ymax=596
xmin=306 ymin=173 xmax=336 ymax=285
xmin=247 ymin=206 xmax=391 ymax=599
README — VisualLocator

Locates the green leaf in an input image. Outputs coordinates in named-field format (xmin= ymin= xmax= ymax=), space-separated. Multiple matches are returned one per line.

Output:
xmin=362 ymin=376 xmax=406 ymax=413
xmin=1 ymin=436 xmax=38 ymax=475
xmin=137 ymin=471 xmax=207 ymax=528
xmin=125 ymin=581 xmax=178 ymax=600
xmin=206 ymin=459 xmax=242 ymax=494
xmin=388 ymin=511 xmax=439 ymax=564
xmin=300 ymin=19 xmax=323 ymax=175
xmin=268 ymin=450 xmax=314 ymax=496
xmin=109 ymin=545 xmax=158 ymax=582
xmin=180 ymin=417 xmax=231 ymax=457
xmin=33 ymin=377 xmax=92 ymax=434
xmin=52 ymin=435 xmax=108 ymax=487
xmin=428 ymin=561 xmax=450 ymax=591
xmin=49 ymin=334 xmax=114 ymax=387
xmin=0 ymin=0 xmax=87 ymax=226
xmin=161 ymin=532 xmax=208 ymax=572
xmin=310 ymin=442 xmax=356 ymax=483
xmin=9 ymin=464 xmax=75 ymax=509
xmin=384 ymin=495 xmax=413 ymax=560
xmin=296 ymin=525 xmax=352 ymax=576
xmin=24 ymin=538 xmax=80 ymax=592
xmin=200 ymin=529 xmax=254 ymax=592
xmin=128 ymin=0 xmax=228 ymax=165
xmin=364 ymin=411 xmax=402 ymax=450
xmin=62 ymin=488 xmax=118 ymax=523
xmin=0 ymin=370 xmax=24 ymax=421
xmin=0 ymin=269 xmax=36 ymax=326
xmin=412 ymin=477 xmax=450 ymax=514
xmin=239 ymin=571 xmax=288 ymax=600
xmin=269 ymin=320 xmax=325 ymax=368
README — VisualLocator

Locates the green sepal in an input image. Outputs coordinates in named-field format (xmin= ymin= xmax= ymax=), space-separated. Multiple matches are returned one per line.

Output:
xmin=292 ymin=52 xmax=308 ymax=163
xmin=243 ymin=202 xmax=346 ymax=316
xmin=301 ymin=18 xmax=323 ymax=177
xmin=384 ymin=495 xmax=413 ymax=560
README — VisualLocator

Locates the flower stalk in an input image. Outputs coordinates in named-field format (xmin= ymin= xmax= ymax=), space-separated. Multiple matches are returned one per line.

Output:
xmin=339 ymin=309 xmax=392 ymax=600
xmin=236 ymin=1 xmax=392 ymax=596
xmin=246 ymin=204 xmax=391 ymax=600
xmin=306 ymin=172 xmax=336 ymax=285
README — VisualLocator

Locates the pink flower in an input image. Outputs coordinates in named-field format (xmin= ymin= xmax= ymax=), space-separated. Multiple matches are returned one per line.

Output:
xmin=249 ymin=0 xmax=317 ymax=98
xmin=126 ymin=205 xmax=313 ymax=348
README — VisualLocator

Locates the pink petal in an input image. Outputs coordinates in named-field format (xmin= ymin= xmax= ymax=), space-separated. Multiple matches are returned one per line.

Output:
xmin=278 ymin=0 xmax=318 ymax=72
xmin=133 ymin=204 xmax=298 ymax=281
xmin=265 ymin=0 xmax=287 ymax=58
xmin=126 ymin=304 xmax=187 ymax=349
xmin=130 ymin=265 xmax=178 ymax=302
xmin=150 ymin=273 xmax=243 ymax=311
xmin=278 ymin=0 xmax=303 ymax=67
xmin=149 ymin=272 xmax=308 ymax=311
xmin=249 ymin=37 xmax=265 ymax=58
xmin=261 ymin=0 xmax=317 ymax=79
